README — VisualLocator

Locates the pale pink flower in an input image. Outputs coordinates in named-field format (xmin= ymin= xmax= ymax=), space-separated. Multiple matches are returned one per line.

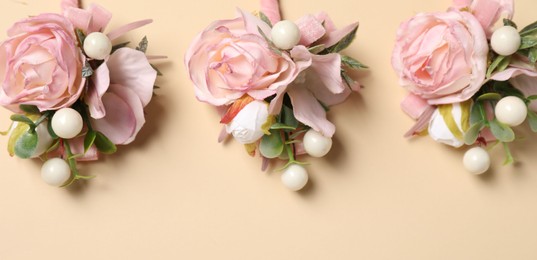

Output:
xmin=392 ymin=11 xmax=488 ymax=106
xmin=451 ymin=0 xmax=514 ymax=36
xmin=0 ymin=13 xmax=85 ymax=112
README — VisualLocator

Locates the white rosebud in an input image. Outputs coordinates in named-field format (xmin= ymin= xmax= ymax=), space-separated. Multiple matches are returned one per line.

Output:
xmin=428 ymin=103 xmax=467 ymax=148
xmin=9 ymin=121 xmax=54 ymax=158
xmin=226 ymin=100 xmax=270 ymax=144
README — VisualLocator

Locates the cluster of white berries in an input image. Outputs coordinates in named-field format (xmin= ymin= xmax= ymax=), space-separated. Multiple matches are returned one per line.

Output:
xmin=462 ymin=25 xmax=525 ymax=175
xmin=41 ymin=32 xmax=113 ymax=187
xmin=281 ymin=129 xmax=333 ymax=191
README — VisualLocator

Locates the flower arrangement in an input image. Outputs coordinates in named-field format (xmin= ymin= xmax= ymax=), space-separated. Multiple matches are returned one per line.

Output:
xmin=0 ymin=0 xmax=163 ymax=187
xmin=185 ymin=0 xmax=365 ymax=190
xmin=393 ymin=0 xmax=537 ymax=174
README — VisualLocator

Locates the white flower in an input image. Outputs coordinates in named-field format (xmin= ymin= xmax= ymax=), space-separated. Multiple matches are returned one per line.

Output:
xmin=428 ymin=102 xmax=470 ymax=148
xmin=226 ymin=100 xmax=270 ymax=144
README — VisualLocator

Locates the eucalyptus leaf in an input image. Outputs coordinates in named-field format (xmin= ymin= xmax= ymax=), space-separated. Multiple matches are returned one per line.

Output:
xmin=14 ymin=131 xmax=38 ymax=159
xmin=520 ymin=35 xmax=537 ymax=50
xmin=529 ymin=48 xmax=537 ymax=64
xmin=502 ymin=142 xmax=515 ymax=165
xmin=341 ymin=55 xmax=368 ymax=69
xmin=258 ymin=11 xmax=273 ymax=27
xmin=136 ymin=36 xmax=148 ymax=53
xmin=464 ymin=121 xmax=485 ymax=145
xmin=469 ymin=102 xmax=484 ymax=125
xmin=10 ymin=114 xmax=35 ymax=127
xmin=19 ymin=105 xmax=40 ymax=114
xmin=82 ymin=62 xmax=94 ymax=78
xmin=503 ymin=19 xmax=517 ymax=29
xmin=528 ymin=110 xmax=537 ymax=132
xmin=521 ymin=20 xmax=537 ymax=36
xmin=94 ymin=132 xmax=117 ymax=154
xmin=489 ymin=119 xmax=515 ymax=143
xmin=259 ymin=131 xmax=284 ymax=159
xmin=281 ymin=105 xmax=299 ymax=129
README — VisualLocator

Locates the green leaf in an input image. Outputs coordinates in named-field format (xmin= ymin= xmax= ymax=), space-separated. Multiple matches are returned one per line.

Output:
xmin=136 ymin=36 xmax=148 ymax=53
xmin=84 ymin=131 xmax=97 ymax=153
xmin=324 ymin=24 xmax=358 ymax=53
xmin=308 ymin=44 xmax=325 ymax=54
xmin=257 ymin=27 xmax=282 ymax=56
xmin=19 ymin=105 xmax=40 ymax=114
xmin=14 ymin=131 xmax=38 ymax=159
xmin=259 ymin=130 xmax=284 ymax=159
xmin=520 ymin=35 xmax=537 ymax=50
xmin=464 ymin=121 xmax=485 ymax=145
xmin=528 ymin=95 xmax=537 ymax=101
xmin=281 ymin=105 xmax=299 ymax=129
xmin=94 ymin=132 xmax=117 ymax=154
xmin=493 ymin=81 xmax=525 ymax=99
xmin=341 ymin=70 xmax=356 ymax=90
xmin=489 ymin=119 xmax=515 ymax=143
xmin=529 ymin=48 xmax=537 ymax=64
xmin=528 ymin=110 xmax=537 ymax=132
xmin=502 ymin=142 xmax=515 ymax=165
xmin=75 ymin=28 xmax=86 ymax=48
xmin=521 ymin=20 xmax=537 ymax=36
xmin=503 ymin=19 xmax=518 ymax=29
xmin=81 ymin=62 xmax=93 ymax=78
xmin=258 ymin=11 xmax=273 ymax=27
xmin=111 ymin=41 xmax=130 ymax=53
xmin=341 ymin=55 xmax=368 ymax=69
xmin=486 ymin=55 xmax=509 ymax=78
xmin=470 ymin=102 xmax=484 ymax=125
xmin=476 ymin=93 xmax=502 ymax=101
xmin=10 ymin=114 xmax=35 ymax=126
xmin=270 ymin=123 xmax=297 ymax=131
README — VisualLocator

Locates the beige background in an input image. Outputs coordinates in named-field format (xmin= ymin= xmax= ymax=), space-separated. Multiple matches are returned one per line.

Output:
xmin=0 ymin=0 xmax=536 ymax=259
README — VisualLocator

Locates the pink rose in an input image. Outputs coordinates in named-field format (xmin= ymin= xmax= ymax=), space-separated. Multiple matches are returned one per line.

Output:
xmin=87 ymin=48 xmax=157 ymax=145
xmin=0 ymin=13 xmax=85 ymax=112
xmin=185 ymin=9 xmax=299 ymax=106
xmin=392 ymin=11 xmax=488 ymax=105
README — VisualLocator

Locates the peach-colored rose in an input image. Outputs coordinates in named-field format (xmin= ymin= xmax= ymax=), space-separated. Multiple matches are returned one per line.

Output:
xmin=0 ymin=13 xmax=85 ymax=112
xmin=392 ymin=11 xmax=488 ymax=105
xmin=185 ymin=9 xmax=298 ymax=106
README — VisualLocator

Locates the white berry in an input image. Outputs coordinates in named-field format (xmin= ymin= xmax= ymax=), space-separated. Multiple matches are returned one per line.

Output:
xmin=495 ymin=96 xmax=527 ymax=127
xmin=303 ymin=129 xmax=332 ymax=158
xmin=271 ymin=20 xmax=301 ymax=50
xmin=51 ymin=108 xmax=83 ymax=139
xmin=41 ymin=158 xmax=71 ymax=187
xmin=491 ymin=26 xmax=521 ymax=56
xmin=83 ymin=32 xmax=112 ymax=60
xmin=463 ymin=147 xmax=491 ymax=175
xmin=281 ymin=164 xmax=308 ymax=191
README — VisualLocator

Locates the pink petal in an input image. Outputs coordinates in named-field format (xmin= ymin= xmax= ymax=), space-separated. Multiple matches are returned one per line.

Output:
xmin=401 ymin=93 xmax=433 ymax=120
xmin=291 ymin=46 xmax=345 ymax=94
xmin=404 ymin=106 xmax=436 ymax=138
xmin=471 ymin=0 xmax=514 ymax=36
xmin=296 ymin=15 xmax=326 ymax=46
xmin=87 ymin=63 xmax=111 ymax=119
xmin=87 ymin=4 xmax=112 ymax=33
xmin=106 ymin=48 xmax=156 ymax=107
xmin=61 ymin=0 xmax=79 ymax=11
xmin=91 ymin=87 xmax=136 ymax=145
xmin=260 ymin=0 xmax=281 ymax=25
xmin=108 ymin=84 xmax=146 ymax=144
xmin=288 ymin=85 xmax=336 ymax=138
xmin=64 ymin=7 xmax=92 ymax=32
xmin=237 ymin=9 xmax=271 ymax=38
xmin=107 ymin=19 xmax=153 ymax=41
xmin=67 ymin=136 xmax=99 ymax=162
xmin=316 ymin=22 xmax=359 ymax=49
